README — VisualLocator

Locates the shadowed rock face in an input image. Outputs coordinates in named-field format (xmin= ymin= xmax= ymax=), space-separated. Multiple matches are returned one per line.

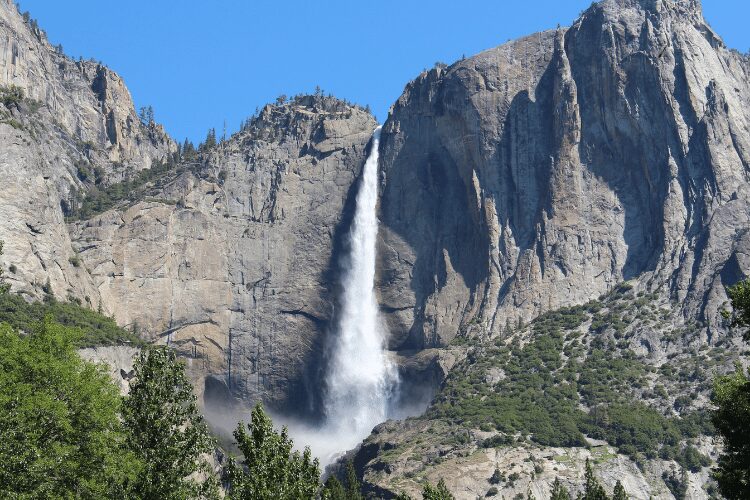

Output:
xmin=377 ymin=0 xmax=750 ymax=350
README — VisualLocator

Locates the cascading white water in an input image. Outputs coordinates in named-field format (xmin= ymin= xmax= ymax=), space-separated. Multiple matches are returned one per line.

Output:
xmin=322 ymin=126 xmax=398 ymax=452
xmin=278 ymin=127 xmax=399 ymax=464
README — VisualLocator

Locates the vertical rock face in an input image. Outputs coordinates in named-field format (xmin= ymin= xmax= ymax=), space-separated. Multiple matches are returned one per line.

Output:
xmin=0 ymin=0 xmax=174 ymax=304
xmin=2 ymin=0 xmax=749 ymax=434
xmin=71 ymin=98 xmax=378 ymax=412
xmin=377 ymin=0 xmax=750 ymax=349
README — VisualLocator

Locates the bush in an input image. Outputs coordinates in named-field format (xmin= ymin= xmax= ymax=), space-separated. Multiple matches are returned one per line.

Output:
xmin=0 ymin=292 xmax=143 ymax=347
xmin=0 ymin=85 xmax=24 ymax=107
xmin=66 ymin=158 xmax=180 ymax=220
xmin=424 ymin=286 xmax=713 ymax=464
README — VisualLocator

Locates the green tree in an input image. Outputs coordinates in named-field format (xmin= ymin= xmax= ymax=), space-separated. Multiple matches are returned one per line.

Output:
xmin=550 ymin=478 xmax=571 ymax=500
xmin=345 ymin=460 xmax=363 ymax=500
xmin=321 ymin=476 xmax=346 ymax=500
xmin=422 ymin=478 xmax=454 ymax=500
xmin=711 ymin=279 xmax=750 ymax=499
xmin=724 ymin=280 xmax=750 ymax=340
xmin=581 ymin=459 xmax=608 ymax=500
xmin=0 ymin=318 xmax=141 ymax=498
xmin=138 ymin=105 xmax=154 ymax=127
xmin=122 ymin=345 xmax=217 ymax=499
xmin=712 ymin=368 xmax=750 ymax=498
xmin=224 ymin=402 xmax=321 ymax=499
xmin=394 ymin=493 xmax=414 ymax=500
xmin=201 ymin=128 xmax=217 ymax=150
xmin=612 ymin=480 xmax=627 ymax=500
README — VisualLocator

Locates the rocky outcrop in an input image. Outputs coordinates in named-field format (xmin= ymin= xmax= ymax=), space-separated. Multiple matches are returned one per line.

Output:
xmin=377 ymin=0 xmax=750 ymax=349
xmin=0 ymin=0 xmax=174 ymax=304
xmin=70 ymin=97 xmax=378 ymax=412
xmin=358 ymin=418 xmax=712 ymax=500
xmin=78 ymin=345 xmax=140 ymax=394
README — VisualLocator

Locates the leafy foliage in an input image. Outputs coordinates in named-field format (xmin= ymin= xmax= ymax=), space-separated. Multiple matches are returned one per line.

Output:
xmin=712 ymin=366 xmax=750 ymax=497
xmin=224 ymin=402 xmax=320 ymax=499
xmin=724 ymin=280 xmax=750 ymax=340
xmin=0 ymin=291 xmax=143 ymax=347
xmin=122 ymin=346 xmax=217 ymax=499
xmin=0 ymin=318 xmax=141 ymax=498
xmin=711 ymin=278 xmax=750 ymax=499
xmin=0 ymin=84 xmax=24 ymax=107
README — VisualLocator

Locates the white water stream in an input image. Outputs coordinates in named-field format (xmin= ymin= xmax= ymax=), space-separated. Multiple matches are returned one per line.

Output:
xmin=322 ymin=126 xmax=397 ymax=445
xmin=285 ymin=127 xmax=399 ymax=463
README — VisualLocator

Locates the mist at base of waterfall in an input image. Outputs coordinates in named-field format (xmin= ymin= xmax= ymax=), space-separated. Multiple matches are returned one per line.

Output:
xmin=203 ymin=391 xmax=432 ymax=467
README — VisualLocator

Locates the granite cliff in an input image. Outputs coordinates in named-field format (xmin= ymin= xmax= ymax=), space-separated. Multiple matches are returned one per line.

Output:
xmin=359 ymin=0 xmax=750 ymax=497
xmin=376 ymin=0 xmax=750 ymax=350
xmin=70 ymin=97 xmax=378 ymax=411
xmin=0 ymin=0 xmax=174 ymax=308
xmin=0 ymin=0 xmax=749 ymax=496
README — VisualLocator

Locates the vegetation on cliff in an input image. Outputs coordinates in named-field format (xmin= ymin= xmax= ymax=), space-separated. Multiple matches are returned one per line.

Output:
xmin=0 ymin=292 xmax=144 ymax=347
xmin=431 ymin=289 xmax=716 ymax=471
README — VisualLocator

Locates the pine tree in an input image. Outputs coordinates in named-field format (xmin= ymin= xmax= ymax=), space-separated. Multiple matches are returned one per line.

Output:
xmin=122 ymin=346 xmax=217 ymax=499
xmin=201 ymin=128 xmax=217 ymax=150
xmin=550 ymin=478 xmax=571 ymax=500
xmin=581 ymin=459 xmax=609 ymax=500
xmin=321 ymin=476 xmax=346 ymax=500
xmin=422 ymin=478 xmax=454 ymax=500
xmin=138 ymin=105 xmax=154 ymax=127
xmin=224 ymin=402 xmax=320 ymax=499
xmin=345 ymin=460 xmax=363 ymax=500
xmin=182 ymin=138 xmax=196 ymax=160
xmin=612 ymin=480 xmax=627 ymax=500
xmin=712 ymin=279 xmax=750 ymax=499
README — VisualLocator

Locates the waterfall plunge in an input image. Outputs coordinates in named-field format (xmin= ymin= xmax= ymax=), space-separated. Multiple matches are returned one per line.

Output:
xmin=318 ymin=127 xmax=397 ymax=458
xmin=324 ymin=126 xmax=397 ymax=442
xmin=281 ymin=127 xmax=398 ymax=464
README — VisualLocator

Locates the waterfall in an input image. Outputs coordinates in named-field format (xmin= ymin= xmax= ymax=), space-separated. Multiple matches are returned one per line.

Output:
xmin=322 ymin=126 xmax=398 ymax=453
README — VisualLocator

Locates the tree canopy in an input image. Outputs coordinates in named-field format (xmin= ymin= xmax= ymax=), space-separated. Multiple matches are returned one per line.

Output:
xmin=224 ymin=402 xmax=320 ymax=499
xmin=0 ymin=318 xmax=140 ymax=498
xmin=122 ymin=346 xmax=217 ymax=499
xmin=711 ymin=279 xmax=750 ymax=498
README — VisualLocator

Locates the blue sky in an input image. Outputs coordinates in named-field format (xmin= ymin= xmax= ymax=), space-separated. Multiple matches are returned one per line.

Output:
xmin=19 ymin=1 xmax=750 ymax=144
